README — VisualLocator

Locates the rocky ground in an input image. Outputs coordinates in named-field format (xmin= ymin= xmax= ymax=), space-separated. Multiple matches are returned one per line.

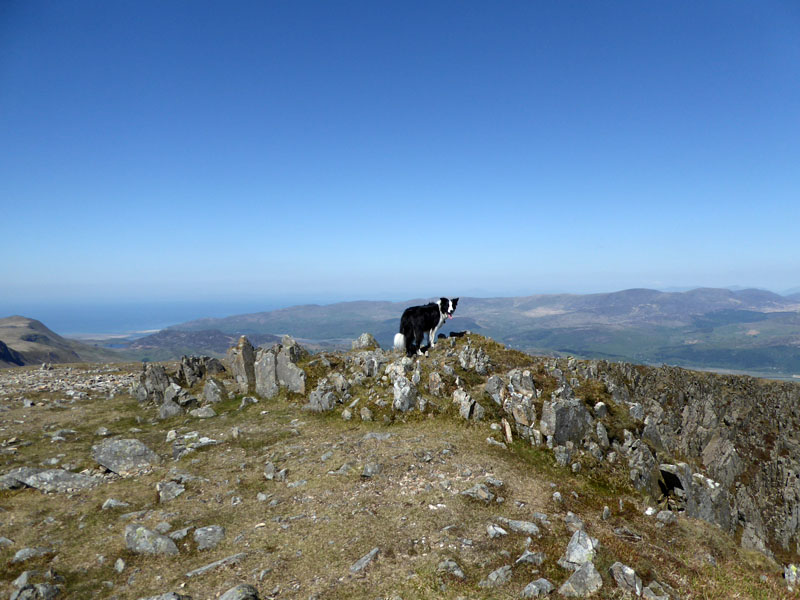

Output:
xmin=0 ymin=334 xmax=797 ymax=599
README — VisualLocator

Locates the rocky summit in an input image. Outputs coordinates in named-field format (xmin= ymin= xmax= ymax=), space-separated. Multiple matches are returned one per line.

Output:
xmin=0 ymin=333 xmax=799 ymax=599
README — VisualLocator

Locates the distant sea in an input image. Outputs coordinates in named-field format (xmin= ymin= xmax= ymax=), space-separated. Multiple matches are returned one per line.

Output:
xmin=0 ymin=299 xmax=322 ymax=336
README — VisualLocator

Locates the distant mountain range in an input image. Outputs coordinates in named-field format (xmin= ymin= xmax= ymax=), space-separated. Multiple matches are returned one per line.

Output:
xmin=169 ymin=287 xmax=800 ymax=377
xmin=3 ymin=287 xmax=800 ymax=376
xmin=123 ymin=329 xmax=282 ymax=362
xmin=0 ymin=316 xmax=122 ymax=368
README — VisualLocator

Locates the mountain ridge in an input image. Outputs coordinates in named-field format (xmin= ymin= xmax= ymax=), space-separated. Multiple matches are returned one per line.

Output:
xmin=168 ymin=287 xmax=800 ymax=376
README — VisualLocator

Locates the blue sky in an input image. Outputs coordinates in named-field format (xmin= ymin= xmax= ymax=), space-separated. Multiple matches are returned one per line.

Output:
xmin=2 ymin=1 xmax=799 ymax=307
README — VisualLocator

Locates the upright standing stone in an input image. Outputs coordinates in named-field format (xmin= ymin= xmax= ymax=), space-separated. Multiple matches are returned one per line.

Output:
xmin=227 ymin=336 xmax=256 ymax=394
xmin=393 ymin=376 xmax=417 ymax=412
xmin=276 ymin=337 xmax=306 ymax=393
xmin=254 ymin=347 xmax=279 ymax=399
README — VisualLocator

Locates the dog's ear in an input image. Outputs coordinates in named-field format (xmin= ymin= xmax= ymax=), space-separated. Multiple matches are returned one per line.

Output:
xmin=452 ymin=298 xmax=459 ymax=307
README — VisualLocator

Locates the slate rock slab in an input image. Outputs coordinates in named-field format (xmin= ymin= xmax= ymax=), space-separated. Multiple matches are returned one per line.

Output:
xmin=93 ymin=439 xmax=160 ymax=474
xmin=125 ymin=524 xmax=179 ymax=555
xmin=350 ymin=547 xmax=380 ymax=573
xmin=138 ymin=593 xmax=192 ymax=600
xmin=185 ymin=553 xmax=246 ymax=578
xmin=101 ymin=498 xmax=130 ymax=510
xmin=3 ymin=468 xmax=98 ymax=493
xmin=11 ymin=547 xmax=53 ymax=563
xmin=498 ymin=516 xmax=540 ymax=536
xmin=516 ymin=549 xmax=545 ymax=566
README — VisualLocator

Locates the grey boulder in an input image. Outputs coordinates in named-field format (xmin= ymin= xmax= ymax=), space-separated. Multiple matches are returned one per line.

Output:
xmin=539 ymin=398 xmax=592 ymax=445
xmin=558 ymin=530 xmax=600 ymax=571
xmin=219 ymin=584 xmax=259 ymax=600
xmin=194 ymin=525 xmax=225 ymax=550
xmin=478 ymin=564 xmax=512 ymax=588
xmin=125 ymin=524 xmax=179 ymax=555
xmin=157 ymin=481 xmax=185 ymax=503
xmin=158 ymin=398 xmax=183 ymax=420
xmin=609 ymin=561 xmax=643 ymax=596
xmin=92 ymin=439 xmax=160 ymax=475
xmin=521 ymin=578 xmax=554 ymax=597
xmin=460 ymin=483 xmax=495 ymax=503
xmin=352 ymin=333 xmax=380 ymax=350
xmin=393 ymin=376 xmax=417 ymax=412
xmin=10 ymin=585 xmax=61 ymax=600
xmin=558 ymin=562 xmax=603 ymax=597
xmin=11 ymin=547 xmax=52 ymax=563
xmin=203 ymin=378 xmax=226 ymax=404
xmin=437 ymin=558 xmax=466 ymax=580
xmin=2 ymin=468 xmax=98 ymax=493
xmin=306 ymin=379 xmax=337 ymax=412
xmin=189 ymin=406 xmax=217 ymax=418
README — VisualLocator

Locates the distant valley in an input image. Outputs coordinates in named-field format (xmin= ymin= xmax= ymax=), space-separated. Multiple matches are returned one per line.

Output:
xmin=2 ymin=287 xmax=800 ymax=377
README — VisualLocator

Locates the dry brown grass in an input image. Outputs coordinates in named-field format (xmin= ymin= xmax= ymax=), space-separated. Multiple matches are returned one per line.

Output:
xmin=0 ymin=344 xmax=794 ymax=599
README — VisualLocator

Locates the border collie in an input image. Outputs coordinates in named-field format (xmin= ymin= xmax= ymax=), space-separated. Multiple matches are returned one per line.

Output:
xmin=393 ymin=297 xmax=459 ymax=357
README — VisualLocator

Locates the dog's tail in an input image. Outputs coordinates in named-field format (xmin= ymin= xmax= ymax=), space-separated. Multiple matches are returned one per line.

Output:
xmin=393 ymin=333 xmax=405 ymax=351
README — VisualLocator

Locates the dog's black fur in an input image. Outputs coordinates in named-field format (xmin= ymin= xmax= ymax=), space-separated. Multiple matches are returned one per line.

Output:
xmin=394 ymin=297 xmax=458 ymax=357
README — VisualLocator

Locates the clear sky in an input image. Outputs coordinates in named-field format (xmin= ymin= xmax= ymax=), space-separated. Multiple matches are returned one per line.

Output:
xmin=2 ymin=1 xmax=799 ymax=307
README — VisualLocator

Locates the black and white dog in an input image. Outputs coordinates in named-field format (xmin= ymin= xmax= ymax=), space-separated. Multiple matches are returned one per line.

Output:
xmin=394 ymin=297 xmax=459 ymax=357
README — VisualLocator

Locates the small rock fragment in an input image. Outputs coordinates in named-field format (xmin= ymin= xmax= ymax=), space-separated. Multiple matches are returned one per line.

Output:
xmin=522 ymin=578 xmax=555 ymax=597
xmin=478 ymin=564 xmax=512 ymax=588
xmin=437 ymin=559 xmax=466 ymax=580
xmin=349 ymin=547 xmax=380 ymax=573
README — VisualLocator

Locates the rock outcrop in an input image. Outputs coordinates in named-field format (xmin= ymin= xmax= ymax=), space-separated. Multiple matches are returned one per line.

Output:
xmin=253 ymin=336 xmax=307 ymax=398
